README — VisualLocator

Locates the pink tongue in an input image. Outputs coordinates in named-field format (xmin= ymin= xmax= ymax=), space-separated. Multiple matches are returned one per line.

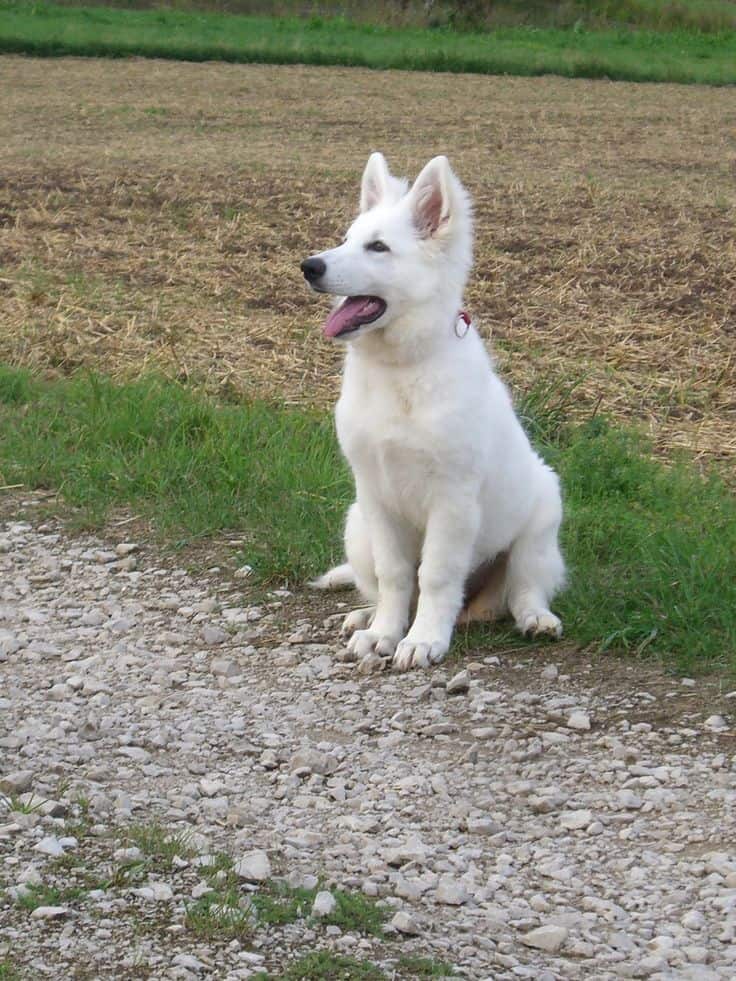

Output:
xmin=324 ymin=297 xmax=381 ymax=338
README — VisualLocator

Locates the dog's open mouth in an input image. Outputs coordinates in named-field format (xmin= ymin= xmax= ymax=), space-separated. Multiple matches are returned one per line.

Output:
xmin=323 ymin=296 xmax=387 ymax=339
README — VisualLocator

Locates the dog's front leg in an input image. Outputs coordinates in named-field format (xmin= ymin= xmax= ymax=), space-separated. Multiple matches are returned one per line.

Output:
xmin=346 ymin=495 xmax=415 ymax=661
xmin=393 ymin=498 xmax=480 ymax=671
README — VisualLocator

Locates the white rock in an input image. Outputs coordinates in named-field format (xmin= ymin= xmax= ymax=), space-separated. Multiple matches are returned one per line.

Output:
xmin=682 ymin=909 xmax=706 ymax=930
xmin=0 ymin=770 xmax=33 ymax=794
xmin=18 ymin=863 xmax=43 ymax=886
xmin=522 ymin=924 xmax=569 ymax=953
xmin=312 ymin=890 xmax=337 ymax=917
xmin=447 ymin=670 xmax=470 ymax=695
xmin=202 ymin=625 xmax=228 ymax=645
xmin=559 ymin=809 xmax=593 ymax=831
xmin=617 ymin=789 xmax=643 ymax=810
xmin=566 ymin=711 xmax=591 ymax=731
xmin=131 ymin=881 xmax=174 ymax=902
xmin=172 ymin=954 xmax=204 ymax=973
xmin=34 ymin=836 xmax=65 ymax=857
xmin=391 ymin=910 xmax=421 ymax=935
xmin=234 ymin=850 xmax=271 ymax=882
xmin=115 ymin=542 xmax=139 ymax=557
xmin=289 ymin=748 xmax=336 ymax=776
xmin=30 ymin=905 xmax=67 ymax=919
xmin=0 ymin=631 xmax=20 ymax=657
xmin=704 ymin=715 xmax=727 ymax=730
xmin=435 ymin=876 xmax=470 ymax=906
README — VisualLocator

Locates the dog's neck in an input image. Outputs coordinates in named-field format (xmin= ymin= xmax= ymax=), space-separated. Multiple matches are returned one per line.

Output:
xmin=347 ymin=297 xmax=465 ymax=367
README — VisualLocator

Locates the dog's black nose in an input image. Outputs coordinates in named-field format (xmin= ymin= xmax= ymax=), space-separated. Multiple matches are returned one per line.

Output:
xmin=301 ymin=257 xmax=326 ymax=283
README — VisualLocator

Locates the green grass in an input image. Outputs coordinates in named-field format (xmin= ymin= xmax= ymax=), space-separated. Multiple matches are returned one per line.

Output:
xmin=0 ymin=367 xmax=348 ymax=584
xmin=183 ymin=875 xmax=386 ymax=941
xmin=12 ymin=882 xmax=91 ymax=911
xmin=0 ymin=366 xmax=734 ymax=674
xmin=119 ymin=823 xmax=197 ymax=868
xmin=1 ymin=2 xmax=735 ymax=85
xmin=280 ymin=952 xmax=386 ymax=981
xmin=0 ymin=960 xmax=22 ymax=981
xmin=184 ymin=888 xmax=254 ymax=939
xmin=395 ymin=955 xmax=458 ymax=977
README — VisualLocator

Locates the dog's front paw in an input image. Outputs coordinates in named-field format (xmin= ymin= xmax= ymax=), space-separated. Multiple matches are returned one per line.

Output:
xmin=347 ymin=629 xmax=399 ymax=660
xmin=520 ymin=611 xmax=563 ymax=640
xmin=393 ymin=638 xmax=449 ymax=671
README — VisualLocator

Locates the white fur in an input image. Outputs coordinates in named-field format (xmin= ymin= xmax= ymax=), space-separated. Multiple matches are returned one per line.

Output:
xmin=306 ymin=153 xmax=565 ymax=670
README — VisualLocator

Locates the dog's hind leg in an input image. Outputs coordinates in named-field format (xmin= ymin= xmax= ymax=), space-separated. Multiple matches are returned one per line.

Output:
xmin=456 ymin=552 xmax=509 ymax=625
xmin=309 ymin=563 xmax=356 ymax=590
xmin=506 ymin=469 xmax=565 ymax=640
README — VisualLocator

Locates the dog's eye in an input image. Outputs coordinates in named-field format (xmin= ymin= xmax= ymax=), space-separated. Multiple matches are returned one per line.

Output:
xmin=366 ymin=240 xmax=390 ymax=253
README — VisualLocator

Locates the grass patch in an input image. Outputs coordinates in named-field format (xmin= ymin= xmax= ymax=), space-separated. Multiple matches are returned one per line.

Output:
xmin=0 ymin=960 xmax=22 ymax=981
xmin=1 ymin=367 xmax=734 ymax=673
xmin=13 ymin=882 xmax=90 ymax=911
xmin=253 ymin=881 xmax=386 ymax=935
xmin=119 ymin=823 xmax=197 ymax=869
xmin=184 ymin=888 xmax=253 ymax=940
xmin=396 ymin=955 xmax=458 ymax=977
xmin=1 ymin=2 xmax=735 ymax=85
xmin=0 ymin=367 xmax=348 ymax=584
xmin=280 ymin=952 xmax=386 ymax=981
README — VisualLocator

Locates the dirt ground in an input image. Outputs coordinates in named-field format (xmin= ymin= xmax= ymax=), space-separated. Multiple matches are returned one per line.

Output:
xmin=1 ymin=56 xmax=735 ymax=466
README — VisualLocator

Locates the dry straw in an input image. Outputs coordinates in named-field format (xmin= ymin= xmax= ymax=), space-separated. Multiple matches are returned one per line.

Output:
xmin=1 ymin=57 xmax=734 ymax=466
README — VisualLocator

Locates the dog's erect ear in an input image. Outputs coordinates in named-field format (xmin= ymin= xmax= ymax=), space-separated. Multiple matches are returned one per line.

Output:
xmin=408 ymin=155 xmax=454 ymax=239
xmin=360 ymin=152 xmax=393 ymax=213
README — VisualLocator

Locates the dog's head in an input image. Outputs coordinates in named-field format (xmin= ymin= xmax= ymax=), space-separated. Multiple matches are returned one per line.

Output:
xmin=301 ymin=152 xmax=472 ymax=342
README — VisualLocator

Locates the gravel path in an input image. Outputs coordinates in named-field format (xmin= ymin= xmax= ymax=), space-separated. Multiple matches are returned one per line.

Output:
xmin=1 ymin=511 xmax=735 ymax=980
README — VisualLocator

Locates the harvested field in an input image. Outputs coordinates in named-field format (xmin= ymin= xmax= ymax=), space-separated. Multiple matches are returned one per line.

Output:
xmin=1 ymin=55 xmax=735 ymax=464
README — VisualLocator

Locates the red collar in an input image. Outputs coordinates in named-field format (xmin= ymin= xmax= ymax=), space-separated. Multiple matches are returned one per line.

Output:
xmin=455 ymin=309 xmax=471 ymax=338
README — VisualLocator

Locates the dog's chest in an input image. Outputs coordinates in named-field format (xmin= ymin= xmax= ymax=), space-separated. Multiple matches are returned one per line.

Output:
xmin=337 ymin=371 xmax=445 ymax=505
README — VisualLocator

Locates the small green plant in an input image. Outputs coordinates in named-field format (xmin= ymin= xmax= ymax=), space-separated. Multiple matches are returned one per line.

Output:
xmin=120 ymin=823 xmax=196 ymax=870
xmin=325 ymin=888 xmax=387 ymax=936
xmin=396 ymin=954 xmax=458 ymax=977
xmin=0 ymin=958 xmax=22 ymax=981
xmin=4 ymin=795 xmax=45 ymax=815
xmin=281 ymin=951 xmax=386 ymax=980
xmin=13 ymin=882 xmax=89 ymax=912
xmin=184 ymin=888 xmax=253 ymax=940
xmin=250 ymin=880 xmax=316 ymax=927
xmin=250 ymin=880 xmax=387 ymax=935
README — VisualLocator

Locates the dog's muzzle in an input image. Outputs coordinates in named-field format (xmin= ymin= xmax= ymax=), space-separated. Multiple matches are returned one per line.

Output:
xmin=301 ymin=257 xmax=326 ymax=285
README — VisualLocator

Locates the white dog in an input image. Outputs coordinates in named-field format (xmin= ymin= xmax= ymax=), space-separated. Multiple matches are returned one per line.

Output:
xmin=302 ymin=152 xmax=565 ymax=671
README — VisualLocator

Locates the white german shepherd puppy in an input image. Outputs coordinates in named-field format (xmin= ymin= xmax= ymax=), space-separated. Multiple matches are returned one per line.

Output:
xmin=302 ymin=153 xmax=565 ymax=671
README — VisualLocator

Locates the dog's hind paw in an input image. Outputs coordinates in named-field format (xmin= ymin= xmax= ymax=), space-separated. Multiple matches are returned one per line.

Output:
xmin=340 ymin=606 xmax=375 ymax=640
xmin=393 ymin=639 xmax=448 ymax=671
xmin=519 ymin=611 xmax=563 ymax=640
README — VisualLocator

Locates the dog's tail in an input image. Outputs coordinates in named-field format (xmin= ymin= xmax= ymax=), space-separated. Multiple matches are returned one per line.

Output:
xmin=308 ymin=563 xmax=355 ymax=590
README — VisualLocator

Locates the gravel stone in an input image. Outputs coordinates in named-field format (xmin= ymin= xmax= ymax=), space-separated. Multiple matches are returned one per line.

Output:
xmin=446 ymin=670 xmax=470 ymax=695
xmin=30 ymin=906 xmax=68 ymax=919
xmin=522 ymin=925 xmax=569 ymax=953
xmin=312 ymin=890 xmax=337 ymax=917
xmin=391 ymin=910 xmax=421 ymax=935
xmin=1 ymin=514 xmax=735 ymax=979
xmin=234 ymin=850 xmax=271 ymax=882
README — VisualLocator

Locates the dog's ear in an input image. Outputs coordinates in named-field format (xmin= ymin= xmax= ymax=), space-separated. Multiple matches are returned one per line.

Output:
xmin=360 ymin=152 xmax=393 ymax=212
xmin=408 ymin=156 xmax=455 ymax=239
